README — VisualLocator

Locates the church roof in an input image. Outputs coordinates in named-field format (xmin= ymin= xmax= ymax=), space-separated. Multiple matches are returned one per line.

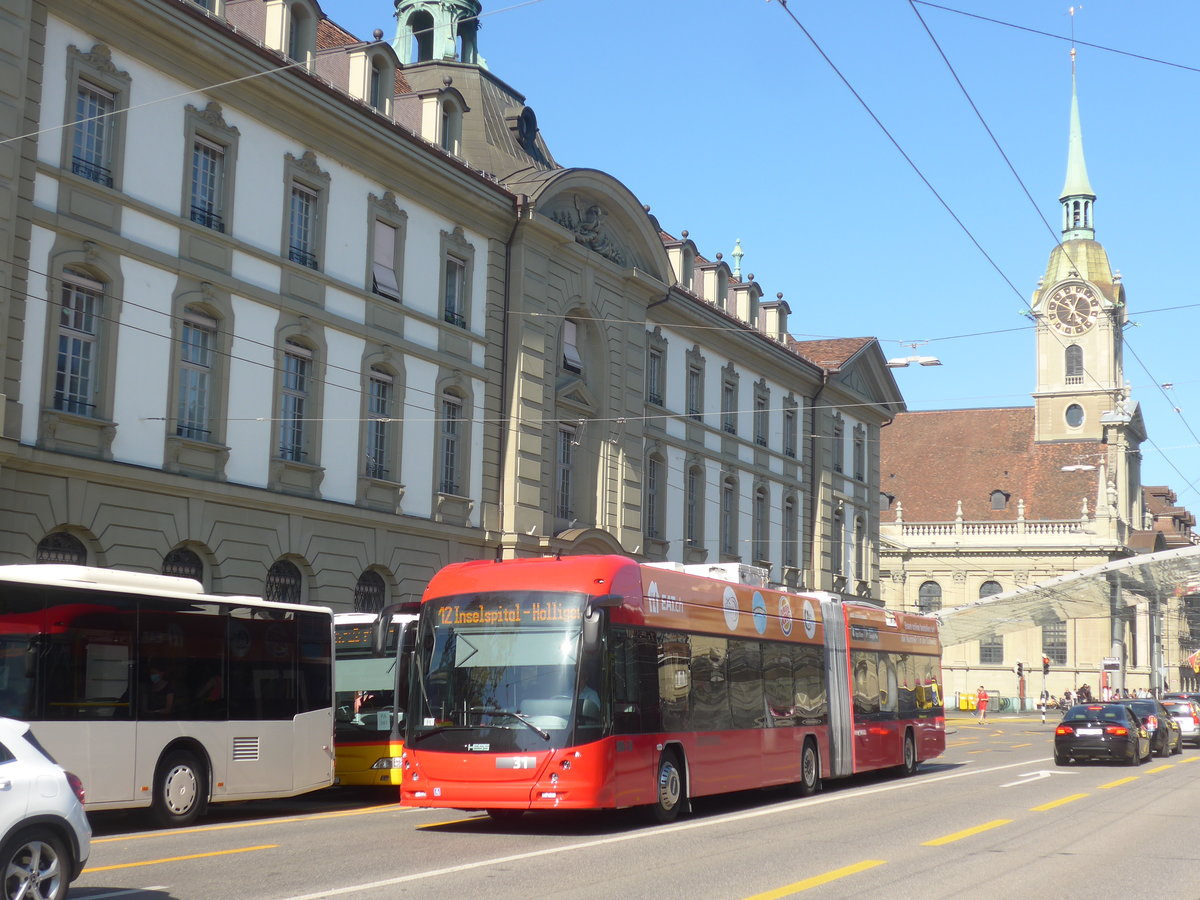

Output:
xmin=880 ymin=407 xmax=1106 ymax=522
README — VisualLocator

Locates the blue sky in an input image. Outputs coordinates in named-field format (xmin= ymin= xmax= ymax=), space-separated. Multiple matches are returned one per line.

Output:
xmin=321 ymin=0 xmax=1200 ymax=504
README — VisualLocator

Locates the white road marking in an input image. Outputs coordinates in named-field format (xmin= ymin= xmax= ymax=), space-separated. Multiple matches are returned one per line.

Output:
xmin=271 ymin=758 xmax=1048 ymax=899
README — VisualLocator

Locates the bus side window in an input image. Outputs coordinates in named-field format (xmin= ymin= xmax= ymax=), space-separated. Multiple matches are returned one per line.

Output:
xmin=610 ymin=628 xmax=661 ymax=734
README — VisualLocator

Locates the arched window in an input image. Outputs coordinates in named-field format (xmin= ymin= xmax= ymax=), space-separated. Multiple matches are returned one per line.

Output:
xmin=265 ymin=559 xmax=302 ymax=604
xmin=1065 ymin=344 xmax=1083 ymax=383
xmin=163 ymin=547 xmax=203 ymax=582
xmin=353 ymin=570 xmax=386 ymax=613
xmin=440 ymin=98 xmax=462 ymax=155
xmin=36 ymin=532 xmax=86 ymax=564
xmin=408 ymin=11 xmax=435 ymax=62
xmin=979 ymin=580 xmax=1003 ymax=599
xmin=990 ymin=490 xmax=1009 ymax=510
xmin=286 ymin=1 xmax=316 ymax=67
xmin=918 ymin=581 xmax=941 ymax=614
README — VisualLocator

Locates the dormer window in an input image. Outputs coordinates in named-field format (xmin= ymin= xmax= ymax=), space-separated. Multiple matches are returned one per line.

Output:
xmin=990 ymin=490 xmax=1009 ymax=510
xmin=440 ymin=98 xmax=462 ymax=155
xmin=286 ymin=1 xmax=317 ymax=69
xmin=369 ymin=61 xmax=385 ymax=111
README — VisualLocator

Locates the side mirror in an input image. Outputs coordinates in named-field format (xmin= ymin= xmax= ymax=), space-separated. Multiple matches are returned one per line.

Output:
xmin=583 ymin=594 xmax=622 ymax=652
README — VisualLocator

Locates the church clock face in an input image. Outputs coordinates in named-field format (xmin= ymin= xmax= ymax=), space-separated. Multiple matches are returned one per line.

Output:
xmin=1045 ymin=282 xmax=1101 ymax=335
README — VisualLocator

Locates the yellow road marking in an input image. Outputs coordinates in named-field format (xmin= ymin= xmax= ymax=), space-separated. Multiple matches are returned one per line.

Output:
xmin=1145 ymin=764 xmax=1174 ymax=773
xmin=743 ymin=860 xmax=886 ymax=898
xmin=1010 ymin=743 xmax=1032 ymax=749
xmin=91 ymin=804 xmax=401 ymax=844
xmin=922 ymin=819 xmax=1011 ymax=846
xmin=1181 ymin=756 xmax=1199 ymax=764
xmin=1031 ymin=793 xmax=1089 ymax=811
xmin=84 ymin=844 xmax=277 ymax=872
xmin=1099 ymin=777 xmax=1138 ymax=789
xmin=968 ymin=749 xmax=989 ymax=754
xmin=417 ymin=816 xmax=483 ymax=829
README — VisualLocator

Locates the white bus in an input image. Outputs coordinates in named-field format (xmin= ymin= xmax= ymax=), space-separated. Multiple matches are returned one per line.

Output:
xmin=0 ymin=565 xmax=334 ymax=826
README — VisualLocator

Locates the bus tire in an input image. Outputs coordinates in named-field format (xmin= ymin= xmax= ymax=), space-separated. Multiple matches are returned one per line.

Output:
xmin=151 ymin=749 xmax=206 ymax=828
xmin=797 ymin=739 xmax=821 ymax=797
xmin=900 ymin=731 xmax=918 ymax=777
xmin=1 ymin=827 xmax=71 ymax=900
xmin=649 ymin=750 xmax=684 ymax=823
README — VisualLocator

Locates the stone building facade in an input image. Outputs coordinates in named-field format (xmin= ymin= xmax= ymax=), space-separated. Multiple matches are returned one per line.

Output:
xmin=0 ymin=0 xmax=902 ymax=610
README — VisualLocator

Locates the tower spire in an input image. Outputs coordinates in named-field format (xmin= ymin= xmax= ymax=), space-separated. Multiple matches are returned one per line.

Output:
xmin=1060 ymin=12 xmax=1095 ymax=240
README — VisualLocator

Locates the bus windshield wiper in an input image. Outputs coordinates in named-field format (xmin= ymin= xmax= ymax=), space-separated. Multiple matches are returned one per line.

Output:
xmin=468 ymin=706 xmax=551 ymax=740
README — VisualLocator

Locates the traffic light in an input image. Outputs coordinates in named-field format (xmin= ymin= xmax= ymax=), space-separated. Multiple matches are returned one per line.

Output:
xmin=1043 ymin=656 xmax=1051 ymax=675
xmin=1016 ymin=662 xmax=1024 ymax=678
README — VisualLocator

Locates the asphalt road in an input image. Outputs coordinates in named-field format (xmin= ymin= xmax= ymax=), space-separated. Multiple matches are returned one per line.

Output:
xmin=70 ymin=716 xmax=1200 ymax=899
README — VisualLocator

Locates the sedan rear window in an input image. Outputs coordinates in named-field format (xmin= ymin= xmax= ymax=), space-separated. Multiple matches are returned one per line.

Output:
xmin=1164 ymin=703 xmax=1194 ymax=715
xmin=1065 ymin=705 xmax=1126 ymax=722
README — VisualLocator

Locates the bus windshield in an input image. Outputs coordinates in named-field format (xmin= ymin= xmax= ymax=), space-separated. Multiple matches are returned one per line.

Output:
xmin=334 ymin=621 xmax=401 ymax=737
xmin=408 ymin=590 xmax=593 ymax=752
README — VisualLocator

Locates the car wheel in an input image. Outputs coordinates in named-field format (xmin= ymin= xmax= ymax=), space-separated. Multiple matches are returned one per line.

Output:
xmin=1 ymin=827 xmax=71 ymax=900
xmin=796 ymin=739 xmax=821 ymax=796
xmin=151 ymin=748 xmax=207 ymax=828
xmin=1156 ymin=735 xmax=1170 ymax=758
xmin=1173 ymin=734 xmax=1184 ymax=755
xmin=649 ymin=750 xmax=684 ymax=823
xmin=1054 ymin=750 xmax=1069 ymax=766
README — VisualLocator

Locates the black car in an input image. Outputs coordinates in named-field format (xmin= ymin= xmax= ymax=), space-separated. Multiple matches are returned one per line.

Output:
xmin=1110 ymin=698 xmax=1184 ymax=757
xmin=1055 ymin=703 xmax=1150 ymax=766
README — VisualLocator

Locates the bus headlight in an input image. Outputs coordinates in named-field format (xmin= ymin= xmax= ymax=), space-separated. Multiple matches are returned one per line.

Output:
xmin=371 ymin=757 xmax=404 ymax=770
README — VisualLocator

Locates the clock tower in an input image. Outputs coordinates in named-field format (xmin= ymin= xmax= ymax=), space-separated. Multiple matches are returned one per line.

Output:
xmin=1031 ymin=53 xmax=1135 ymax=447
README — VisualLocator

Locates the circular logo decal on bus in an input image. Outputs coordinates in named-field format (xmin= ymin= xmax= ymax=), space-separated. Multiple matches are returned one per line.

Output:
xmin=752 ymin=591 xmax=767 ymax=635
xmin=801 ymin=598 xmax=817 ymax=640
xmin=779 ymin=596 xmax=794 ymax=637
xmin=722 ymin=587 xmax=740 ymax=631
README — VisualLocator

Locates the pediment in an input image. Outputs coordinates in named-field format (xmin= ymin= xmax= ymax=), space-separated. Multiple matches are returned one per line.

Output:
xmin=543 ymin=193 xmax=631 ymax=268
xmin=556 ymin=376 xmax=596 ymax=412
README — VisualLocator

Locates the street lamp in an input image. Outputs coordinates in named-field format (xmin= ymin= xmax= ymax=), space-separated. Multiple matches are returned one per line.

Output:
xmin=886 ymin=355 xmax=942 ymax=368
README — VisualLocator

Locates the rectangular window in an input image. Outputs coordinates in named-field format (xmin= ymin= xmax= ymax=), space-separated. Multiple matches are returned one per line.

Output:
xmin=686 ymin=366 xmax=702 ymax=420
xmin=832 ymin=421 xmax=844 ymax=473
xmin=784 ymin=407 xmax=797 ymax=458
xmin=443 ymin=256 xmax=465 ymax=327
xmin=979 ymin=632 xmax=1003 ymax=665
xmin=782 ymin=499 xmax=797 ymax=568
xmin=372 ymin=221 xmax=400 ymax=300
xmin=853 ymin=432 xmax=865 ymax=481
xmin=72 ymin=81 xmax=115 ymax=186
xmin=686 ymin=468 xmax=700 ymax=545
xmin=1043 ymin=621 xmax=1067 ymax=666
xmin=646 ymin=348 xmax=663 ymax=406
xmin=54 ymin=277 xmax=102 ymax=416
xmin=177 ymin=311 xmax=216 ymax=440
xmin=720 ymin=480 xmax=735 ymax=555
xmin=754 ymin=396 xmax=768 ymax=447
xmin=722 ymin=382 xmax=736 ymax=434
xmin=439 ymin=395 xmax=461 ymax=495
xmin=562 ymin=320 xmax=583 ymax=373
xmin=278 ymin=342 xmax=311 ymax=461
xmin=365 ymin=370 xmax=392 ymax=479
xmin=753 ymin=491 xmax=767 ymax=562
xmin=369 ymin=65 xmax=384 ymax=111
xmin=645 ymin=456 xmax=660 ymax=539
xmin=189 ymin=137 xmax=225 ymax=232
xmin=555 ymin=426 xmax=574 ymax=520
xmin=288 ymin=183 xmax=319 ymax=269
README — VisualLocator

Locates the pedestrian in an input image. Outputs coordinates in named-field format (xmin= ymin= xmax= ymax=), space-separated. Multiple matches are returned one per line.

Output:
xmin=977 ymin=685 xmax=989 ymax=724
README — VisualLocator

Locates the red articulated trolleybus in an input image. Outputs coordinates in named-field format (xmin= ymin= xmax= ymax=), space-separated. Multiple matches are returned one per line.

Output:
xmin=398 ymin=555 xmax=944 ymax=822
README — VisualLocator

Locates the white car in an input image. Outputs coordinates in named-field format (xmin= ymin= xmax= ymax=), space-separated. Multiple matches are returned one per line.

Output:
xmin=0 ymin=718 xmax=91 ymax=900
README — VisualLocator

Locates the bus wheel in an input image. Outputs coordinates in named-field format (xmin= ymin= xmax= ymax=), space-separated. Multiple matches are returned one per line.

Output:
xmin=649 ymin=751 xmax=684 ymax=823
xmin=900 ymin=732 xmax=918 ymax=777
xmin=151 ymin=749 xmax=206 ymax=828
xmin=797 ymin=740 xmax=821 ymax=797
xmin=486 ymin=809 xmax=525 ymax=824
